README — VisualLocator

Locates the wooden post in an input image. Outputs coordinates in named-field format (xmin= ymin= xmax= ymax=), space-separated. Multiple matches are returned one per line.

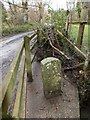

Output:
xmin=77 ymin=23 xmax=85 ymax=49
xmin=83 ymin=9 xmax=90 ymax=78
xmin=37 ymin=28 xmax=40 ymax=42
xmin=24 ymin=36 xmax=33 ymax=82
xmin=65 ymin=15 xmax=69 ymax=38
xmin=88 ymin=9 xmax=90 ymax=49
xmin=66 ymin=22 xmax=69 ymax=38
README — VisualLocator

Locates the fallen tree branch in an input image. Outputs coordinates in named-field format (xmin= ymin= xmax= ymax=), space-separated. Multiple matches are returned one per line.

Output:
xmin=48 ymin=35 xmax=70 ymax=60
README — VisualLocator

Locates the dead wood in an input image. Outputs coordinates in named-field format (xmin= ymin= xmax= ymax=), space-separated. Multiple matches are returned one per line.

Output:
xmin=47 ymin=35 xmax=70 ymax=60
xmin=63 ymin=62 xmax=84 ymax=72
xmin=51 ymin=27 xmax=61 ymax=49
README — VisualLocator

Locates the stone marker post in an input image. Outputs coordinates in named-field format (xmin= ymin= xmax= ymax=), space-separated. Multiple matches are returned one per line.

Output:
xmin=41 ymin=57 xmax=62 ymax=98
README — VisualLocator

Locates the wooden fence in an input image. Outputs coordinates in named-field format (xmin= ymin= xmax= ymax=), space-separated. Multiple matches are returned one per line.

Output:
xmin=66 ymin=21 xmax=88 ymax=49
xmin=0 ymin=33 xmax=36 ymax=118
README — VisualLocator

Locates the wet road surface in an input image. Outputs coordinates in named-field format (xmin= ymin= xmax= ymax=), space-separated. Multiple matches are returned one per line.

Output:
xmin=0 ymin=31 xmax=34 ymax=86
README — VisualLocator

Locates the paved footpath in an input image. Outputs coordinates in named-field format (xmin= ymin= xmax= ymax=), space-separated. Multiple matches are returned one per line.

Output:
xmin=26 ymin=61 xmax=80 ymax=118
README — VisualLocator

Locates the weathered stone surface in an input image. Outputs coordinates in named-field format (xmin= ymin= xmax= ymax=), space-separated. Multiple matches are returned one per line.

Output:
xmin=41 ymin=57 xmax=61 ymax=98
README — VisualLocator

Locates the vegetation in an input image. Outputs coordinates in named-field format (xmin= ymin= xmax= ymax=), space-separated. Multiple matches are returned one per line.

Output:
xmin=36 ymin=25 xmax=90 ymax=108
xmin=34 ymin=4 xmax=90 ymax=109
xmin=2 ymin=24 xmax=33 ymax=36
xmin=1 ymin=1 xmax=7 ymax=22
xmin=1 ymin=0 xmax=90 ymax=118
xmin=69 ymin=25 xmax=89 ymax=53
xmin=1 ymin=0 xmax=48 ymax=36
xmin=47 ymin=8 xmax=67 ymax=30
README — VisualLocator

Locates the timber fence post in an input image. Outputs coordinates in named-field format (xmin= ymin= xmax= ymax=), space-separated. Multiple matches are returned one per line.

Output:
xmin=24 ymin=36 xmax=33 ymax=82
xmin=37 ymin=28 xmax=40 ymax=42
xmin=77 ymin=23 xmax=85 ymax=49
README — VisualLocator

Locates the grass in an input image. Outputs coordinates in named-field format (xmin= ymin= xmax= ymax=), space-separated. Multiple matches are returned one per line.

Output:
xmin=2 ymin=24 xmax=33 ymax=36
xmin=69 ymin=24 xmax=89 ymax=54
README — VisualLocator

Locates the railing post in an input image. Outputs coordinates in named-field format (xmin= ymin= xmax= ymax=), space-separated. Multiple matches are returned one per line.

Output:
xmin=37 ymin=28 xmax=40 ymax=42
xmin=24 ymin=36 xmax=33 ymax=82
xmin=77 ymin=23 xmax=85 ymax=49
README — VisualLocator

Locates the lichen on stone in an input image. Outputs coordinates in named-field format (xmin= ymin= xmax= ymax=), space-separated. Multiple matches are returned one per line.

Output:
xmin=41 ymin=57 xmax=62 ymax=98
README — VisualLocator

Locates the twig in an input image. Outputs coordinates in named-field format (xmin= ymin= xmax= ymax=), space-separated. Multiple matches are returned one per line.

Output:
xmin=63 ymin=62 xmax=84 ymax=72
xmin=48 ymin=35 xmax=70 ymax=60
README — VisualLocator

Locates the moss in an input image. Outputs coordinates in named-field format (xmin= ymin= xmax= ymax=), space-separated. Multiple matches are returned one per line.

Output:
xmin=41 ymin=57 xmax=62 ymax=98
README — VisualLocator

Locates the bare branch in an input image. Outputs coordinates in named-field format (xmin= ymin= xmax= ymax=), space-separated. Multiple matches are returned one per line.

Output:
xmin=8 ymin=2 xmax=15 ymax=15
xmin=2 ymin=0 xmax=26 ymax=9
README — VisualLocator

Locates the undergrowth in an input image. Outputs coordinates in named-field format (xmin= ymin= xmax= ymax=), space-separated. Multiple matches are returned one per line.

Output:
xmin=2 ymin=24 xmax=33 ymax=36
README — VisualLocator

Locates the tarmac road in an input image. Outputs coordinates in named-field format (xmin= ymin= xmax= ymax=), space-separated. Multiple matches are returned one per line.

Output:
xmin=0 ymin=31 xmax=34 ymax=86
